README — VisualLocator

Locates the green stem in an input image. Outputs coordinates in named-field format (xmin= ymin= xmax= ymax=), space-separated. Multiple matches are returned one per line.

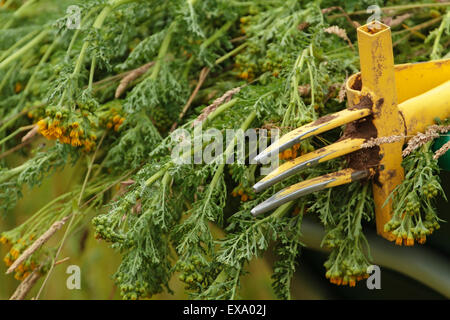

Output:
xmin=229 ymin=265 xmax=242 ymax=300
xmin=0 ymin=161 xmax=28 ymax=184
xmin=0 ymin=125 xmax=33 ymax=146
xmin=215 ymin=42 xmax=248 ymax=65
xmin=88 ymin=56 xmax=97 ymax=91
xmin=0 ymin=28 xmax=40 ymax=62
xmin=65 ymin=7 xmax=100 ymax=61
xmin=203 ymin=110 xmax=257 ymax=206
xmin=71 ymin=42 xmax=89 ymax=79
xmin=203 ymin=98 xmax=238 ymax=125
xmin=283 ymin=49 xmax=307 ymax=127
xmin=73 ymin=0 xmax=136 ymax=75
xmin=1 ymin=0 xmax=39 ymax=29
xmin=58 ymin=1 xmax=132 ymax=106
xmin=13 ymin=0 xmax=38 ymax=17
xmin=78 ymin=133 xmax=105 ymax=206
xmin=431 ymin=12 xmax=450 ymax=60
xmin=35 ymin=211 xmax=75 ymax=300
xmin=2 ymin=36 xmax=61 ymax=124
xmin=92 ymin=4 xmax=113 ymax=29
xmin=352 ymin=183 xmax=369 ymax=237
xmin=182 ymin=56 xmax=195 ymax=80
xmin=110 ymin=0 xmax=138 ymax=9
xmin=150 ymin=21 xmax=177 ymax=80
xmin=0 ymin=62 xmax=16 ymax=92
xmin=271 ymin=201 xmax=295 ymax=219
xmin=22 ymin=36 xmax=60 ymax=97
xmin=18 ymin=192 xmax=75 ymax=230
xmin=200 ymin=20 xmax=234 ymax=50
xmin=0 ymin=29 xmax=49 ymax=70
xmin=144 ymin=165 xmax=172 ymax=186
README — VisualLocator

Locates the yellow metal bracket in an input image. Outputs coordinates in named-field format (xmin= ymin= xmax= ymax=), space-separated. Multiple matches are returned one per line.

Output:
xmin=355 ymin=22 xmax=404 ymax=241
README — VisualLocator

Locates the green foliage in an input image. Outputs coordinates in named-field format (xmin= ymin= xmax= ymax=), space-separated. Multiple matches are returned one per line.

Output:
xmin=316 ymin=182 xmax=374 ymax=286
xmin=386 ymin=142 xmax=445 ymax=245
xmin=0 ymin=0 xmax=448 ymax=300
xmin=271 ymin=213 xmax=304 ymax=300
xmin=0 ymin=144 xmax=73 ymax=212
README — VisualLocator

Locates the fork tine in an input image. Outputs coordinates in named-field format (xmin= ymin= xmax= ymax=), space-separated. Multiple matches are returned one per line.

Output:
xmin=253 ymin=108 xmax=372 ymax=164
xmin=251 ymin=168 xmax=373 ymax=216
xmin=253 ymin=137 xmax=365 ymax=192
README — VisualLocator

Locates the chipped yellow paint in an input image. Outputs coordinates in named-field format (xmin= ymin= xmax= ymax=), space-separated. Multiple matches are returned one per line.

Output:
xmin=356 ymin=21 xmax=404 ymax=241
xmin=277 ymin=168 xmax=373 ymax=198
xmin=259 ymin=138 xmax=365 ymax=186
xmin=255 ymin=108 xmax=371 ymax=162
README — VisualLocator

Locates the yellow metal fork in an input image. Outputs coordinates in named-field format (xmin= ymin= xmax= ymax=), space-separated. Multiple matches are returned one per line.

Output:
xmin=252 ymin=21 xmax=450 ymax=241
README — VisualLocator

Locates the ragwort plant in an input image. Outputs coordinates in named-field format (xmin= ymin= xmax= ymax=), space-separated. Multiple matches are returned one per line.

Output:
xmin=0 ymin=0 xmax=449 ymax=299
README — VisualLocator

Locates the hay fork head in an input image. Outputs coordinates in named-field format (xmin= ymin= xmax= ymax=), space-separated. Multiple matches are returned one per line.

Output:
xmin=252 ymin=21 xmax=450 ymax=241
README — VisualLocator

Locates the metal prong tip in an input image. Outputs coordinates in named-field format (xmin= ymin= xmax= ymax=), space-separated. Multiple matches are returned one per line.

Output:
xmin=251 ymin=205 xmax=267 ymax=216
xmin=252 ymin=174 xmax=284 ymax=193
xmin=253 ymin=152 xmax=269 ymax=164
xmin=250 ymin=195 xmax=281 ymax=216
xmin=252 ymin=181 xmax=265 ymax=193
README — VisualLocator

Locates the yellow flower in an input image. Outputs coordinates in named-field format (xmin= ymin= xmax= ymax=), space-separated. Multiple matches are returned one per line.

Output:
xmin=239 ymin=71 xmax=248 ymax=79
xmin=14 ymin=82 xmax=23 ymax=93
xmin=54 ymin=127 xmax=63 ymax=137
xmin=17 ymin=264 xmax=24 ymax=273
xmin=83 ymin=140 xmax=95 ymax=152
xmin=60 ymin=136 xmax=71 ymax=144
xmin=14 ymin=272 xmax=26 ymax=281
xmin=405 ymin=237 xmax=414 ymax=246
xmin=40 ymin=128 xmax=49 ymax=137
xmin=10 ymin=248 xmax=19 ymax=260
xmin=37 ymin=119 xmax=47 ymax=130
xmin=71 ymin=138 xmax=82 ymax=147
xmin=113 ymin=115 xmax=121 ymax=124
xmin=330 ymin=277 xmax=343 ymax=285
xmin=50 ymin=119 xmax=60 ymax=127
xmin=70 ymin=129 xmax=79 ymax=138
xmin=0 ymin=236 xmax=8 ymax=245
xmin=349 ymin=277 xmax=356 ymax=287
xmin=3 ymin=256 xmax=12 ymax=267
